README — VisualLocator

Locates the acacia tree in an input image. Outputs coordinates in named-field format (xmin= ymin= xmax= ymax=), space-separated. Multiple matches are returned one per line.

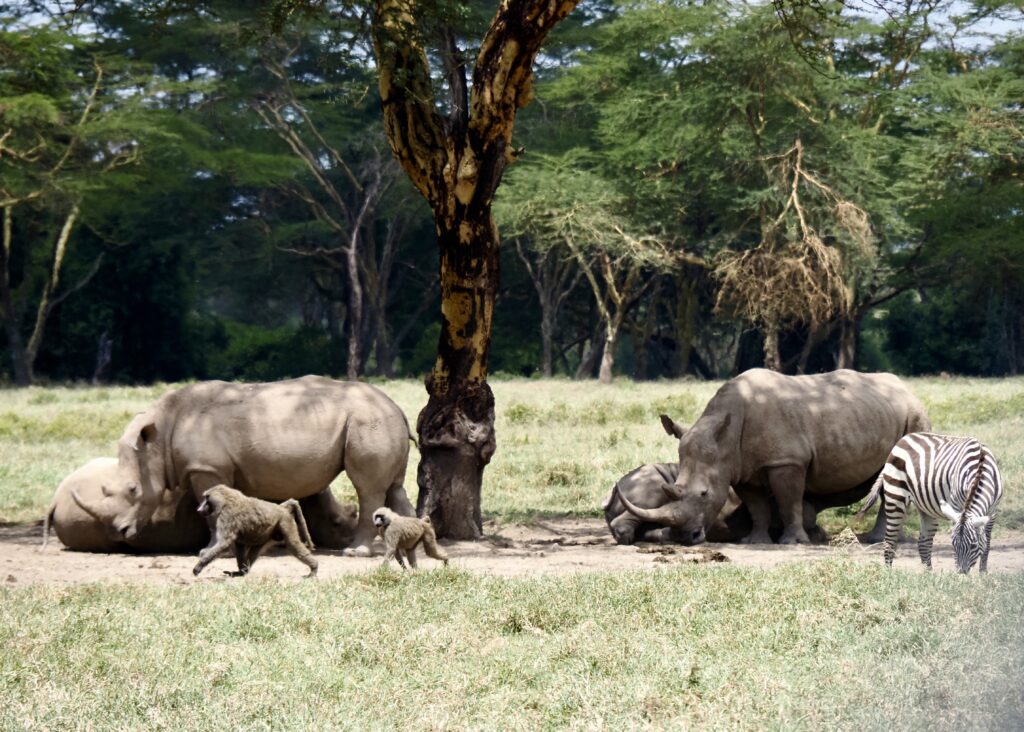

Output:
xmin=371 ymin=0 xmax=580 ymax=538
xmin=714 ymin=138 xmax=874 ymax=370
xmin=0 ymin=25 xmax=139 ymax=385
xmin=500 ymin=154 xmax=688 ymax=383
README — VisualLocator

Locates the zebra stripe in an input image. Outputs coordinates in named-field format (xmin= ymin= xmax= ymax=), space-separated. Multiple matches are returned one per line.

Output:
xmin=860 ymin=432 xmax=1003 ymax=574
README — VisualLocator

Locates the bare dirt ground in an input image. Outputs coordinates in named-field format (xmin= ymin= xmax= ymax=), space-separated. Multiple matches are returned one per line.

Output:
xmin=4 ymin=519 xmax=1024 ymax=586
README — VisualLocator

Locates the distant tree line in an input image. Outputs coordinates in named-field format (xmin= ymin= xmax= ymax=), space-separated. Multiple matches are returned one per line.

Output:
xmin=2 ymin=0 xmax=1022 ymax=387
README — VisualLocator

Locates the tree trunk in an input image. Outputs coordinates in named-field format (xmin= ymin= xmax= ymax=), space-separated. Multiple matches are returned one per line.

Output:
xmin=763 ymin=325 xmax=782 ymax=371
xmin=0 ymin=205 xmax=31 ymax=386
xmin=415 ymin=214 xmax=499 ymax=539
xmin=673 ymin=280 xmax=697 ymax=378
xmin=540 ymin=308 xmax=554 ymax=378
xmin=374 ymin=308 xmax=394 ymax=378
xmin=598 ymin=332 xmax=616 ymax=384
xmin=836 ymin=314 xmax=859 ymax=370
xmin=2 ymin=315 xmax=31 ymax=385
xmin=344 ymin=242 xmax=363 ymax=380
xmin=372 ymin=0 xmax=579 ymax=538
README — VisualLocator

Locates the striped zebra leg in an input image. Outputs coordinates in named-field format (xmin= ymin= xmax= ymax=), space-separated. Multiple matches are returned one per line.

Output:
xmin=882 ymin=491 xmax=909 ymax=568
xmin=979 ymin=517 xmax=995 ymax=574
xmin=917 ymin=514 xmax=939 ymax=570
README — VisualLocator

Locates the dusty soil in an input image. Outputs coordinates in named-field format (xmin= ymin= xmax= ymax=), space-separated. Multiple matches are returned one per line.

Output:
xmin=4 ymin=519 xmax=1024 ymax=586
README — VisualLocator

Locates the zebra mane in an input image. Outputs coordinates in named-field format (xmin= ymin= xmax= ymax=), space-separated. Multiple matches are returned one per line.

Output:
xmin=959 ymin=444 xmax=986 ymax=522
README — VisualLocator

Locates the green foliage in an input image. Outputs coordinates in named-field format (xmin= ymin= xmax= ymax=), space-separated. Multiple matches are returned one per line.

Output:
xmin=2 ymin=0 xmax=1023 ymax=382
xmin=203 ymin=320 xmax=344 ymax=381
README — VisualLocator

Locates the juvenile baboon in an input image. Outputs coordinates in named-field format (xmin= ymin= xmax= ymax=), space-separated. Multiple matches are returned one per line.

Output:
xmin=192 ymin=485 xmax=318 ymax=578
xmin=372 ymin=507 xmax=448 ymax=569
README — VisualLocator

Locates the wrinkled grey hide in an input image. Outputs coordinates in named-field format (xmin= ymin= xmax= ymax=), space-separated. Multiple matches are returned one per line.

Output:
xmin=603 ymin=463 xmax=826 ymax=545
xmin=43 ymin=458 xmax=208 ymax=552
xmin=43 ymin=458 xmax=360 ymax=553
xmin=616 ymin=369 xmax=930 ymax=545
xmin=78 ymin=376 xmax=415 ymax=557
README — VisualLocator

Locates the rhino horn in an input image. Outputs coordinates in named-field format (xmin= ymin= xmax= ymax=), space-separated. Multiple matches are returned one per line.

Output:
xmin=69 ymin=487 xmax=106 ymax=523
xmin=615 ymin=485 xmax=676 ymax=525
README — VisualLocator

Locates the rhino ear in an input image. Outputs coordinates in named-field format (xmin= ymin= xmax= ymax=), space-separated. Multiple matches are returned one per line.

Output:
xmin=713 ymin=413 xmax=731 ymax=440
xmin=659 ymin=414 xmax=687 ymax=439
xmin=134 ymin=422 xmax=157 ymax=450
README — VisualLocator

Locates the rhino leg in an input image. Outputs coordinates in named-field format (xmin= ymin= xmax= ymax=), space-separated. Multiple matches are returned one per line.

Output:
xmin=385 ymin=484 xmax=415 ymax=517
xmin=301 ymin=489 xmax=357 ymax=550
xmin=802 ymin=501 xmax=828 ymax=544
xmin=767 ymin=466 xmax=811 ymax=544
xmin=342 ymin=470 xmax=396 ymax=558
xmin=736 ymin=487 xmax=773 ymax=544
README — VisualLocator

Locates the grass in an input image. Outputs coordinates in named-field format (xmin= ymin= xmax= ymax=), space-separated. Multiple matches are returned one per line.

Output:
xmin=1 ymin=562 xmax=1022 ymax=730
xmin=3 ymin=376 xmax=1022 ymax=529
xmin=1 ymin=376 xmax=1023 ymax=729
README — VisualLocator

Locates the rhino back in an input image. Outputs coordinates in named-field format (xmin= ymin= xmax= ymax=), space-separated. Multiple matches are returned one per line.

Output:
xmin=166 ymin=377 xmax=409 ymax=501
xmin=708 ymin=369 xmax=927 ymax=493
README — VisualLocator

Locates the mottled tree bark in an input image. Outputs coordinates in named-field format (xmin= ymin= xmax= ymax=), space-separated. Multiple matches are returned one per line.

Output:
xmin=763 ymin=325 xmax=782 ymax=372
xmin=836 ymin=314 xmax=859 ymax=370
xmin=372 ymin=0 xmax=579 ymax=538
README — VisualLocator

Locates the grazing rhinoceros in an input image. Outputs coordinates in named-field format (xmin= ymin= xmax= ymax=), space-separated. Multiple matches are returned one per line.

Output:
xmin=43 ymin=458 xmax=208 ymax=552
xmin=76 ymin=376 xmax=415 ymax=557
xmin=615 ymin=369 xmax=930 ymax=545
xmin=603 ymin=462 xmax=827 ymax=545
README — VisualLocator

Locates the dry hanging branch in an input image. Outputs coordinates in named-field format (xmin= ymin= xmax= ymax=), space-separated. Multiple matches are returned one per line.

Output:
xmin=714 ymin=137 xmax=874 ymax=331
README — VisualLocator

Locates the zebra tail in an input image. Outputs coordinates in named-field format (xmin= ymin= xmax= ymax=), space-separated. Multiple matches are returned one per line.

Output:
xmin=856 ymin=472 xmax=885 ymax=519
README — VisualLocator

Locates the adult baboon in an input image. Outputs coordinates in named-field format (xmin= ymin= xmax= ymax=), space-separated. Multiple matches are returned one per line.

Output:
xmin=192 ymin=485 xmax=318 ymax=578
xmin=372 ymin=507 xmax=448 ymax=570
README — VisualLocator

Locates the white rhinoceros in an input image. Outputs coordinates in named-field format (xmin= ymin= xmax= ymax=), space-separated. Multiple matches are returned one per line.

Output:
xmin=616 ymin=369 xmax=930 ymax=545
xmin=82 ymin=376 xmax=415 ymax=556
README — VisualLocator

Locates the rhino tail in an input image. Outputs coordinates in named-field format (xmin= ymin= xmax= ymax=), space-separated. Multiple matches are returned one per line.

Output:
xmin=285 ymin=499 xmax=315 ymax=551
xmin=41 ymin=500 xmax=57 ymax=551
xmin=856 ymin=473 xmax=885 ymax=519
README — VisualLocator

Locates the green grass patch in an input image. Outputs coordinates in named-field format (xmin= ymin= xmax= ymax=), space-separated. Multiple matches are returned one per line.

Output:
xmin=1 ymin=562 xmax=1022 ymax=730
xmin=2 ymin=377 xmax=1023 ymax=531
xmin=2 ymin=378 xmax=1024 ymax=728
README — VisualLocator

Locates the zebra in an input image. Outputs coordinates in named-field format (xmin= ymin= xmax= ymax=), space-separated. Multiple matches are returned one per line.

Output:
xmin=858 ymin=432 xmax=1003 ymax=574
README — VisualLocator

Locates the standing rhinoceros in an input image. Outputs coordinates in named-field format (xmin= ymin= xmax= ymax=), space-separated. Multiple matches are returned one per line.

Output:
xmin=615 ymin=369 xmax=930 ymax=545
xmin=82 ymin=376 xmax=415 ymax=556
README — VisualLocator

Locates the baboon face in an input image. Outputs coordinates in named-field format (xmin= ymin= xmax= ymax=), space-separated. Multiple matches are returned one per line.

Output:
xmin=372 ymin=508 xmax=391 ymax=529
xmin=197 ymin=489 xmax=223 ymax=518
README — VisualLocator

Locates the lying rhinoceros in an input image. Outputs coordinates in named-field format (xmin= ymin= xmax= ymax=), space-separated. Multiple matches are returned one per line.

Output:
xmin=44 ymin=458 xmax=360 ymax=552
xmin=43 ymin=458 xmax=208 ymax=552
xmin=603 ymin=462 xmax=826 ymax=545
xmin=73 ymin=376 xmax=415 ymax=557
xmin=615 ymin=368 xmax=930 ymax=545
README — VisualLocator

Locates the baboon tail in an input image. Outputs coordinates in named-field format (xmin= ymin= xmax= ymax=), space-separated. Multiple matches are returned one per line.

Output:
xmin=41 ymin=501 xmax=56 ymax=551
xmin=421 ymin=522 xmax=448 ymax=564
xmin=284 ymin=499 xmax=315 ymax=551
xmin=856 ymin=472 xmax=884 ymax=519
